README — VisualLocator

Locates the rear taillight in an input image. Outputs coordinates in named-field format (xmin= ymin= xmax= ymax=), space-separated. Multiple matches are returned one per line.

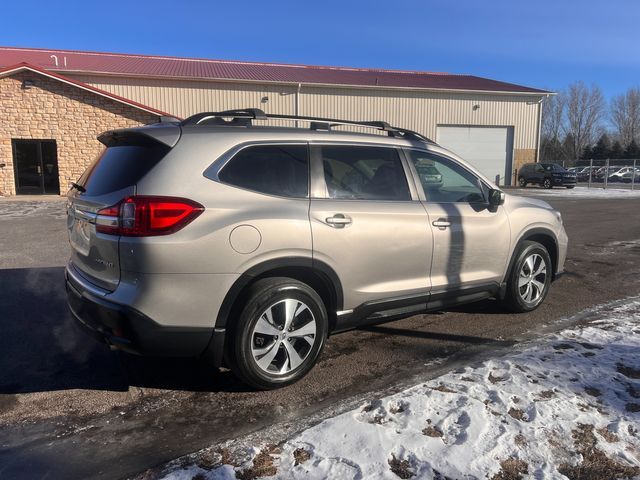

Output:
xmin=96 ymin=196 xmax=204 ymax=236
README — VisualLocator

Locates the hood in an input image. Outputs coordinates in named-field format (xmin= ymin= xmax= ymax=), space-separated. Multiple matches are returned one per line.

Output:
xmin=504 ymin=193 xmax=554 ymax=211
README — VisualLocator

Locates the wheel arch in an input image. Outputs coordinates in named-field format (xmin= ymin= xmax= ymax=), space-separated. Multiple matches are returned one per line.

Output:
xmin=504 ymin=228 xmax=559 ymax=287
xmin=215 ymin=257 xmax=343 ymax=332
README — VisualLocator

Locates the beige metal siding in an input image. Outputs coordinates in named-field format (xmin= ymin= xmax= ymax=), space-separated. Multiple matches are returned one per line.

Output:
xmin=69 ymin=74 xmax=541 ymax=149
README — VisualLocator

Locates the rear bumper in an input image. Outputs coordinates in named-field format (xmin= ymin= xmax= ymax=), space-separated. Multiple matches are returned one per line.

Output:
xmin=65 ymin=265 xmax=216 ymax=357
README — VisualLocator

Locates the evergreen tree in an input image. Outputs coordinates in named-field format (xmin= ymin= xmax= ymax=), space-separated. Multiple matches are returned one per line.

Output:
xmin=581 ymin=145 xmax=593 ymax=159
xmin=624 ymin=139 xmax=640 ymax=159
xmin=562 ymin=134 xmax=576 ymax=160
xmin=541 ymin=136 xmax=565 ymax=162
xmin=610 ymin=141 xmax=624 ymax=160
xmin=591 ymin=134 xmax=611 ymax=159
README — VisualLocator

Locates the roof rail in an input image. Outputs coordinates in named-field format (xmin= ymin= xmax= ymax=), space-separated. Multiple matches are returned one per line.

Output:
xmin=181 ymin=109 xmax=268 ymax=127
xmin=180 ymin=109 xmax=433 ymax=142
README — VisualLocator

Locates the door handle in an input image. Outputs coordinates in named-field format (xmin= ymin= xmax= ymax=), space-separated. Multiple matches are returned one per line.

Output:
xmin=325 ymin=214 xmax=352 ymax=228
xmin=432 ymin=218 xmax=451 ymax=230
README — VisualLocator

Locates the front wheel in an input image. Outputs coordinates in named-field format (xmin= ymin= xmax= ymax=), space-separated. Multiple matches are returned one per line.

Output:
xmin=502 ymin=241 xmax=552 ymax=312
xmin=228 ymin=277 xmax=328 ymax=390
xmin=543 ymin=178 xmax=552 ymax=189
xmin=566 ymin=185 xmax=575 ymax=189
xmin=518 ymin=177 xmax=527 ymax=188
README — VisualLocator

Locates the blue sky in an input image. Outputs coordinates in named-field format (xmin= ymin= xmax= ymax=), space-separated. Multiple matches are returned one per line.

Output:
xmin=3 ymin=0 xmax=639 ymax=98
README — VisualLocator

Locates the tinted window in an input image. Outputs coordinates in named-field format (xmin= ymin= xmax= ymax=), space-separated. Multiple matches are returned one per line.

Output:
xmin=219 ymin=145 xmax=309 ymax=198
xmin=407 ymin=150 xmax=485 ymax=203
xmin=320 ymin=146 xmax=410 ymax=201
xmin=78 ymin=144 xmax=170 ymax=196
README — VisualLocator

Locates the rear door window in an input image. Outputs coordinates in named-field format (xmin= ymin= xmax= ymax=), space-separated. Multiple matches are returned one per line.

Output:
xmin=78 ymin=144 xmax=170 ymax=196
xmin=218 ymin=144 xmax=309 ymax=198
xmin=319 ymin=145 xmax=411 ymax=201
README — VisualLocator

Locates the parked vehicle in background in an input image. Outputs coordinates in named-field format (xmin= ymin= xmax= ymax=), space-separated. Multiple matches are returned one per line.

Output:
xmin=593 ymin=166 xmax=619 ymax=182
xmin=518 ymin=163 xmax=577 ymax=189
xmin=65 ymin=109 xmax=568 ymax=389
xmin=609 ymin=166 xmax=637 ymax=183
xmin=621 ymin=167 xmax=640 ymax=183
xmin=575 ymin=166 xmax=596 ymax=182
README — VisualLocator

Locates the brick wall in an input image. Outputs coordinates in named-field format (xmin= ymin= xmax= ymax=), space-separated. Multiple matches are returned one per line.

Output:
xmin=0 ymin=71 xmax=158 ymax=195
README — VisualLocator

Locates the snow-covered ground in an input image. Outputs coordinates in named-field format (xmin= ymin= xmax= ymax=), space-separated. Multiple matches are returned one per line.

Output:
xmin=157 ymin=299 xmax=640 ymax=480
xmin=513 ymin=186 xmax=640 ymax=198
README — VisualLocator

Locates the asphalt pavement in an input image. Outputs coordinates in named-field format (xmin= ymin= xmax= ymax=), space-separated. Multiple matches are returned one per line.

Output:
xmin=0 ymin=191 xmax=639 ymax=479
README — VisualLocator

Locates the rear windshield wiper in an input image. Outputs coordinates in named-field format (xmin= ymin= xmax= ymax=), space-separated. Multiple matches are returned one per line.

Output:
xmin=70 ymin=182 xmax=86 ymax=193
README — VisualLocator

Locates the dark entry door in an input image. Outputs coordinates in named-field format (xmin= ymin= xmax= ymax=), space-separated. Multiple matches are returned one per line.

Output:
xmin=12 ymin=140 xmax=60 ymax=195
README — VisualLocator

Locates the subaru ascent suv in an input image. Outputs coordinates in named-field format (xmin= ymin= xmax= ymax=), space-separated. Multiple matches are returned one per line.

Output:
xmin=66 ymin=109 xmax=568 ymax=389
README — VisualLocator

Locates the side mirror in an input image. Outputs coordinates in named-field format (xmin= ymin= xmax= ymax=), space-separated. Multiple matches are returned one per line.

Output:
xmin=488 ymin=189 xmax=505 ymax=207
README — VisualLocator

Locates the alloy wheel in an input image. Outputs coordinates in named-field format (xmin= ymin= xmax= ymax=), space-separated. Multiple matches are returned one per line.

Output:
xmin=250 ymin=299 xmax=317 ymax=375
xmin=518 ymin=253 xmax=547 ymax=304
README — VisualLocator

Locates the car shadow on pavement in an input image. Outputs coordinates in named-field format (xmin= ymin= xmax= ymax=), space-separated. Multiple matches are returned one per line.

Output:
xmin=0 ymin=267 xmax=250 ymax=395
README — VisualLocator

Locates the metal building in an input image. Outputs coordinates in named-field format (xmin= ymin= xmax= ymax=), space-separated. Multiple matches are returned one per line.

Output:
xmin=0 ymin=46 xmax=550 ymax=195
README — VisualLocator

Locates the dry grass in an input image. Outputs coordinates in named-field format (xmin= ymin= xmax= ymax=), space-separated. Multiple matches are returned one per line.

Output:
xmin=617 ymin=363 xmax=640 ymax=379
xmin=538 ymin=390 xmax=555 ymax=399
xmin=389 ymin=402 xmax=406 ymax=414
xmin=514 ymin=433 xmax=527 ymax=447
xmin=235 ymin=447 xmax=278 ymax=480
xmin=626 ymin=402 xmax=640 ymax=413
xmin=558 ymin=424 xmax=640 ymax=480
xmin=292 ymin=447 xmax=310 ymax=466
xmin=491 ymin=458 xmax=528 ymax=480
xmin=583 ymin=387 xmax=602 ymax=397
xmin=488 ymin=372 xmax=508 ymax=384
xmin=423 ymin=425 xmax=444 ymax=438
xmin=388 ymin=454 xmax=414 ymax=479
xmin=508 ymin=408 xmax=527 ymax=422
xmin=432 ymin=385 xmax=456 ymax=393
xmin=596 ymin=427 xmax=620 ymax=443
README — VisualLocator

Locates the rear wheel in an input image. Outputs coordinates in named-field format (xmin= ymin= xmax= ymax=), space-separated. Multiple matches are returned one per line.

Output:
xmin=228 ymin=277 xmax=328 ymax=389
xmin=543 ymin=178 xmax=552 ymax=189
xmin=518 ymin=176 xmax=527 ymax=187
xmin=502 ymin=241 xmax=552 ymax=312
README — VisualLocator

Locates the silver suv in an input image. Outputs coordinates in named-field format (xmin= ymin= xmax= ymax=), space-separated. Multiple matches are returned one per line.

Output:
xmin=66 ymin=109 xmax=568 ymax=389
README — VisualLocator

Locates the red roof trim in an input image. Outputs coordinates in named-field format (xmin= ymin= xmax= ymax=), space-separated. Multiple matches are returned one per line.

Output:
xmin=0 ymin=46 xmax=452 ymax=76
xmin=0 ymin=46 xmax=551 ymax=95
xmin=0 ymin=62 xmax=174 ymax=118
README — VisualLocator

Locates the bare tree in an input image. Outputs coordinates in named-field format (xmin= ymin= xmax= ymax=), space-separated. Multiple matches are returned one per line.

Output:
xmin=563 ymin=81 xmax=605 ymax=160
xmin=541 ymin=92 xmax=565 ymax=141
xmin=540 ymin=92 xmax=566 ymax=161
xmin=610 ymin=87 xmax=640 ymax=147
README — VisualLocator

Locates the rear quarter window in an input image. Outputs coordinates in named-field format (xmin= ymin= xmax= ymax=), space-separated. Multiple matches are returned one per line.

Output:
xmin=77 ymin=144 xmax=170 ymax=196
xmin=217 ymin=144 xmax=309 ymax=198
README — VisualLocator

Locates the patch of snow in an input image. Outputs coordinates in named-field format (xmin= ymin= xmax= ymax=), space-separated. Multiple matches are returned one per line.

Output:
xmin=160 ymin=299 xmax=640 ymax=479
xmin=512 ymin=186 xmax=640 ymax=198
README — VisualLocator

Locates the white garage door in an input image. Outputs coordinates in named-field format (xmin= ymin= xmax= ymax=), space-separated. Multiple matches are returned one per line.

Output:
xmin=436 ymin=126 xmax=513 ymax=185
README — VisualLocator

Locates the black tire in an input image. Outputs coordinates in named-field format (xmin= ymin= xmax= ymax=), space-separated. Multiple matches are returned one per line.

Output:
xmin=566 ymin=185 xmax=575 ymax=189
xmin=518 ymin=176 xmax=527 ymax=188
xmin=502 ymin=241 xmax=552 ymax=313
xmin=543 ymin=177 xmax=552 ymax=189
xmin=227 ymin=277 xmax=328 ymax=390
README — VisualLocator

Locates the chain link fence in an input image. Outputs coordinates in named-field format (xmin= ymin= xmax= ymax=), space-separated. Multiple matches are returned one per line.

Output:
xmin=557 ymin=159 xmax=638 ymax=190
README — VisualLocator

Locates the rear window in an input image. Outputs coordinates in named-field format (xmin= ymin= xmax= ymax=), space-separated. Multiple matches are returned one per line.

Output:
xmin=77 ymin=144 xmax=170 ymax=196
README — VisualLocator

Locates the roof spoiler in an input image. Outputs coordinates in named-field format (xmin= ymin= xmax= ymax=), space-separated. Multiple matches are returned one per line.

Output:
xmin=98 ymin=123 xmax=181 ymax=148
